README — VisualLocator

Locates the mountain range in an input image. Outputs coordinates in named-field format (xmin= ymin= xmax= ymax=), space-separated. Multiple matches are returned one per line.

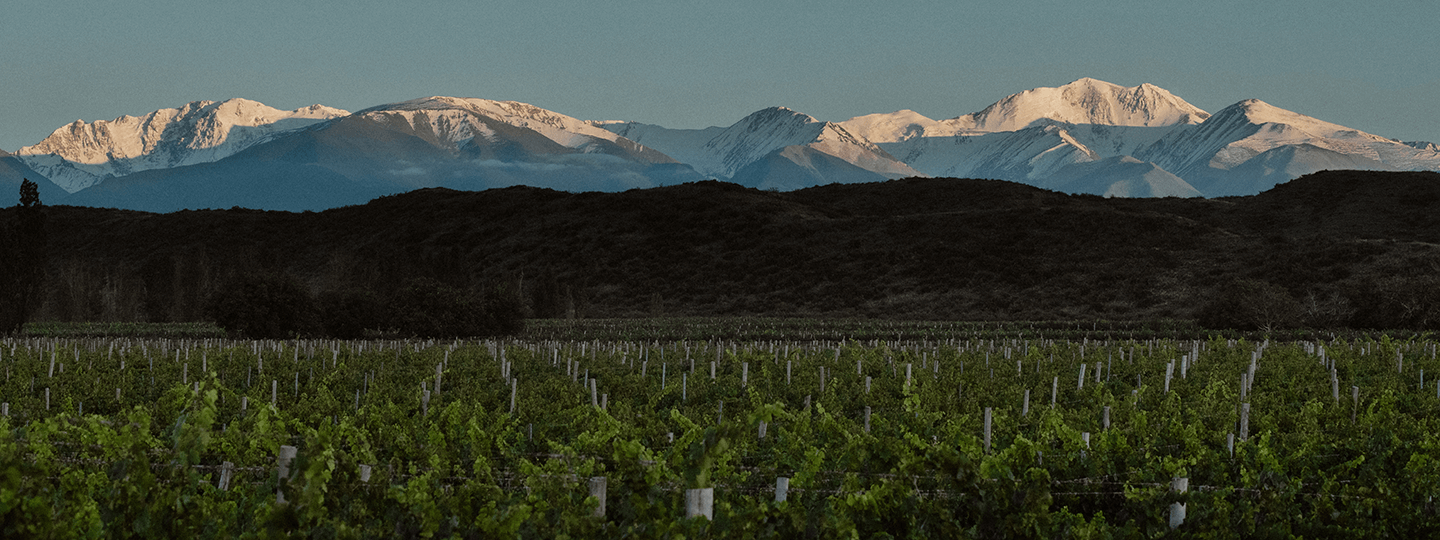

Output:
xmin=4 ymin=78 xmax=1437 ymax=211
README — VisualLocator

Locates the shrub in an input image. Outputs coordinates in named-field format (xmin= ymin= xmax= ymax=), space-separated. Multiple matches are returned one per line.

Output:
xmin=205 ymin=271 xmax=318 ymax=339
xmin=387 ymin=278 xmax=524 ymax=338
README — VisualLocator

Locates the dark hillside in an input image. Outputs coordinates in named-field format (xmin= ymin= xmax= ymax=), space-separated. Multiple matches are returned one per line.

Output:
xmin=10 ymin=170 xmax=1440 ymax=329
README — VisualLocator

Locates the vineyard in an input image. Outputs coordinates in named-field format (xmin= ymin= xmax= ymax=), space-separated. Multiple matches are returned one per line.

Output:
xmin=3 ymin=332 xmax=1439 ymax=538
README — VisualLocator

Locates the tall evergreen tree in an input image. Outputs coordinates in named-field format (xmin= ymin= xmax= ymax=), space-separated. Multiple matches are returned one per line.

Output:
xmin=0 ymin=179 xmax=47 ymax=334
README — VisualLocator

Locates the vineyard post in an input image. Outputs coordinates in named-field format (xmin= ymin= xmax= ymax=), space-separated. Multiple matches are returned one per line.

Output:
xmin=276 ymin=445 xmax=297 ymax=504
xmin=1 ymin=403 xmax=6 ymax=416
xmin=683 ymin=373 xmax=687 ymax=401
xmin=218 ymin=461 xmax=234 ymax=491
xmin=1078 ymin=362 xmax=1086 ymax=391
xmin=759 ymin=420 xmax=767 ymax=439
xmin=271 ymin=380 xmax=277 ymax=408
xmin=1227 ymin=433 xmax=1234 ymax=457
xmin=509 ymin=378 xmax=517 ymax=414
xmin=1165 ymin=361 xmax=1173 ymax=394
xmin=984 ymin=407 xmax=993 ymax=453
xmin=865 ymin=406 xmax=871 ymax=433
xmin=1332 ymin=371 xmax=1339 ymax=404
xmin=1051 ymin=377 xmax=1058 ymax=407
xmin=685 ymin=488 xmax=714 ymax=520
xmin=906 ymin=363 xmax=912 ymax=390
xmin=786 ymin=360 xmax=791 ymax=385
xmin=819 ymin=367 xmax=825 ymax=393
xmin=45 ymin=387 xmax=49 ymax=410
xmin=422 ymin=385 xmax=430 ymax=416
xmin=589 ymin=477 xmax=607 ymax=518
xmin=1022 ymin=390 xmax=1030 ymax=417
xmin=742 ymin=362 xmax=748 ymax=389
xmin=1239 ymin=403 xmax=1250 ymax=441
xmin=602 ymin=394 xmax=608 ymax=410
xmin=775 ymin=477 xmax=789 ymax=503
xmin=1081 ymin=432 xmax=1090 ymax=459
xmin=1103 ymin=406 xmax=1110 ymax=430
xmin=866 ymin=376 xmax=872 ymax=393
xmin=1169 ymin=477 xmax=1188 ymax=529
xmin=711 ymin=361 xmax=716 ymax=380
xmin=241 ymin=396 xmax=248 ymax=413
xmin=1351 ymin=386 xmax=1359 ymax=423
xmin=359 ymin=464 xmax=372 ymax=483
xmin=590 ymin=378 xmax=597 ymax=407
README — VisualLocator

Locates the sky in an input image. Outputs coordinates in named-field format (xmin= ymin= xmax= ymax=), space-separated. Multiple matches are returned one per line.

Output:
xmin=2 ymin=0 xmax=1436 ymax=152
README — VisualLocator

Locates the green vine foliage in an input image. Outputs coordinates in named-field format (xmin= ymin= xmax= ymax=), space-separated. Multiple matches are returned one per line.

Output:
xmin=1 ymin=336 xmax=1438 ymax=537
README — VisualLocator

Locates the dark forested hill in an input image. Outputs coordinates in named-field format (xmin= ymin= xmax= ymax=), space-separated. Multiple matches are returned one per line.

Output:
xmin=9 ymin=170 xmax=1440 ymax=329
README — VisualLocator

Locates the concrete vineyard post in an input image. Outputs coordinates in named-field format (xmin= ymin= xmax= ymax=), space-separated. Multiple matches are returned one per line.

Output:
xmin=1240 ymin=402 xmax=1250 ymax=441
xmin=984 ymin=407 xmax=993 ymax=453
xmin=589 ymin=477 xmax=607 ymax=517
xmin=276 ymin=445 xmax=297 ymax=503
xmin=1352 ymin=385 xmax=1359 ymax=423
xmin=218 ymin=461 xmax=235 ymax=491
xmin=775 ymin=477 xmax=790 ymax=503
xmin=685 ymin=488 xmax=714 ymax=520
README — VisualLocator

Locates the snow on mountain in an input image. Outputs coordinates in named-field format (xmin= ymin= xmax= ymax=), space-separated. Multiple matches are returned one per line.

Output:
xmin=880 ymin=124 xmax=1096 ymax=181
xmin=835 ymin=110 xmax=953 ymax=143
xmin=843 ymin=79 xmax=1208 ymax=149
xmin=1404 ymin=141 xmax=1439 ymax=152
xmin=1136 ymin=99 xmax=1440 ymax=195
xmin=843 ymin=78 xmax=1210 ymax=146
xmin=948 ymin=78 xmax=1210 ymax=133
xmin=17 ymin=99 xmax=348 ymax=192
xmin=840 ymin=79 xmax=1212 ymax=190
xmin=1040 ymin=156 xmax=1202 ymax=198
xmin=362 ymin=97 xmax=672 ymax=161
xmin=598 ymin=107 xmax=917 ymax=183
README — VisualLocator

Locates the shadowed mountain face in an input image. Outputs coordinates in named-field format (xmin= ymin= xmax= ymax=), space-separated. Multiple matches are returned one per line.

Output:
xmin=15 ymin=170 xmax=1440 ymax=328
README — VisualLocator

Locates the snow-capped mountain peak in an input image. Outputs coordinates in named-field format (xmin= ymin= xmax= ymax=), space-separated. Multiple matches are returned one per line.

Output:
xmin=836 ymin=109 xmax=946 ymax=143
xmin=946 ymin=78 xmax=1211 ymax=133
xmin=365 ymin=96 xmax=629 ymax=150
xmin=17 ymin=98 xmax=348 ymax=192
xmin=355 ymin=96 xmax=675 ymax=164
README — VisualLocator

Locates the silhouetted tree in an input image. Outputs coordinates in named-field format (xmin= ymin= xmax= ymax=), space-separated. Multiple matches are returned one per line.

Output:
xmin=0 ymin=179 xmax=47 ymax=334
xmin=1196 ymin=279 xmax=1301 ymax=333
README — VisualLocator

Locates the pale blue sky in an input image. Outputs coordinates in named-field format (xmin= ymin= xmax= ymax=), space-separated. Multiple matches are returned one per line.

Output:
xmin=3 ymin=0 xmax=1435 ymax=151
